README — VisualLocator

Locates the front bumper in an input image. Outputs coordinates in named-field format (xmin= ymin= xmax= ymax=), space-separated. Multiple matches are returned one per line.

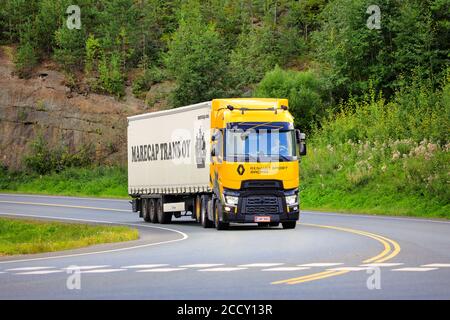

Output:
xmin=221 ymin=188 xmax=300 ymax=223
xmin=223 ymin=210 xmax=299 ymax=223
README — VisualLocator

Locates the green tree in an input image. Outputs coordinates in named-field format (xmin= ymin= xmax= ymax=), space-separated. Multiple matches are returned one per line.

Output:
xmin=256 ymin=66 xmax=330 ymax=131
xmin=97 ymin=0 xmax=139 ymax=67
xmin=164 ymin=0 xmax=227 ymax=106
xmin=0 ymin=0 xmax=39 ymax=43
xmin=390 ymin=1 xmax=440 ymax=88
xmin=85 ymin=34 xmax=102 ymax=76
xmin=54 ymin=27 xmax=86 ymax=72
xmin=228 ymin=24 xmax=281 ymax=92
xmin=312 ymin=0 xmax=390 ymax=98
xmin=34 ymin=0 xmax=70 ymax=56
xmin=98 ymin=51 xmax=125 ymax=98
xmin=14 ymin=20 xmax=38 ymax=78
xmin=312 ymin=0 xmax=445 ymax=99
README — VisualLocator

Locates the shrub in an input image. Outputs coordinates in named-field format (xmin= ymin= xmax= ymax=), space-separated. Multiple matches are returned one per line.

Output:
xmin=85 ymin=34 xmax=102 ymax=76
xmin=24 ymin=135 xmax=94 ymax=175
xmin=54 ymin=27 xmax=86 ymax=72
xmin=98 ymin=51 xmax=125 ymax=98
xmin=255 ymin=66 xmax=330 ymax=132
xmin=315 ymin=76 xmax=449 ymax=146
xmin=14 ymin=42 xmax=38 ymax=78
xmin=132 ymin=65 xmax=165 ymax=98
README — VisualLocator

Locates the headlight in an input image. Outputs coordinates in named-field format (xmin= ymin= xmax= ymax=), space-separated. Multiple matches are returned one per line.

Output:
xmin=225 ymin=195 xmax=239 ymax=206
xmin=286 ymin=195 xmax=297 ymax=206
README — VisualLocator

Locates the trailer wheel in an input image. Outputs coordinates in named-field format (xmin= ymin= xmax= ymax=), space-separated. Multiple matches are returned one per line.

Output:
xmin=142 ymin=199 xmax=151 ymax=222
xmin=214 ymin=200 xmax=229 ymax=231
xmin=156 ymin=199 xmax=172 ymax=224
xmin=149 ymin=199 xmax=158 ymax=223
xmin=201 ymin=195 xmax=213 ymax=228
xmin=282 ymin=221 xmax=296 ymax=229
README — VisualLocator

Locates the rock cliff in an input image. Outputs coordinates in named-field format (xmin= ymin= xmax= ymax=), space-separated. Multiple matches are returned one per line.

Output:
xmin=0 ymin=46 xmax=152 ymax=170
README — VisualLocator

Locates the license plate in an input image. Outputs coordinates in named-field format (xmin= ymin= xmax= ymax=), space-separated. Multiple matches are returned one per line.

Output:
xmin=254 ymin=216 xmax=271 ymax=223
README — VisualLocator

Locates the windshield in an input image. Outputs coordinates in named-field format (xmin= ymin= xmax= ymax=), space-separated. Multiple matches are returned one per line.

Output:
xmin=225 ymin=125 xmax=296 ymax=162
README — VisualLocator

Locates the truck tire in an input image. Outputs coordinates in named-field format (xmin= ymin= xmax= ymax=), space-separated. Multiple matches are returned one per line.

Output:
xmin=214 ymin=200 xmax=229 ymax=231
xmin=156 ymin=198 xmax=172 ymax=224
xmin=142 ymin=199 xmax=151 ymax=222
xmin=201 ymin=195 xmax=213 ymax=228
xmin=149 ymin=199 xmax=158 ymax=223
xmin=194 ymin=195 xmax=201 ymax=223
xmin=282 ymin=221 xmax=296 ymax=229
xmin=269 ymin=222 xmax=280 ymax=227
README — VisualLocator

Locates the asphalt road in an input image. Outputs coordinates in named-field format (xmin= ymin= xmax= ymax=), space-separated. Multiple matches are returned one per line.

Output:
xmin=0 ymin=193 xmax=449 ymax=300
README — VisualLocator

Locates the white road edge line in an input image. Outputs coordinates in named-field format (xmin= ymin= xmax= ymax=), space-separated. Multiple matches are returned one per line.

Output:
xmin=122 ymin=264 xmax=169 ymax=269
xmin=136 ymin=268 xmax=187 ymax=272
xmin=360 ymin=263 xmax=404 ymax=267
xmin=198 ymin=267 xmax=248 ymax=272
xmin=262 ymin=267 xmax=309 ymax=272
xmin=15 ymin=270 xmax=64 ymax=275
xmin=392 ymin=268 xmax=438 ymax=272
xmin=0 ymin=200 xmax=129 ymax=212
xmin=297 ymin=263 xmax=343 ymax=267
xmin=179 ymin=264 xmax=224 ymax=268
xmin=0 ymin=212 xmax=188 ymax=265
xmin=6 ymin=267 xmax=56 ymax=271
xmin=0 ymin=193 xmax=128 ymax=202
xmin=421 ymin=264 xmax=450 ymax=268
xmin=64 ymin=265 xmax=111 ymax=270
xmin=81 ymin=269 xmax=126 ymax=274
xmin=238 ymin=263 xmax=284 ymax=267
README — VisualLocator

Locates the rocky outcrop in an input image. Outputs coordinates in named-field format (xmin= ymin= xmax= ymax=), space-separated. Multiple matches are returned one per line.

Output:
xmin=0 ymin=47 xmax=153 ymax=170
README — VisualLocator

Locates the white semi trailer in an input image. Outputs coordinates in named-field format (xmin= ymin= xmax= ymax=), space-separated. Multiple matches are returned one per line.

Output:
xmin=128 ymin=102 xmax=211 ymax=224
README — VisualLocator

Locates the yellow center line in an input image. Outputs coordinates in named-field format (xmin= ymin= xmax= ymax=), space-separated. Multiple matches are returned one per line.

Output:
xmin=288 ymin=270 xmax=350 ymax=285
xmin=271 ymin=222 xmax=401 ymax=285
xmin=272 ymin=270 xmax=338 ymax=285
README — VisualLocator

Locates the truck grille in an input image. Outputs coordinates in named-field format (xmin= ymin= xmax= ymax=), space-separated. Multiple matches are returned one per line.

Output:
xmin=243 ymin=196 xmax=281 ymax=215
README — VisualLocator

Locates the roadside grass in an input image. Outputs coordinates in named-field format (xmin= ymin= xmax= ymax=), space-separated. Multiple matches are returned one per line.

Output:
xmin=0 ymin=166 xmax=128 ymax=199
xmin=0 ymin=217 xmax=139 ymax=256
xmin=300 ymin=139 xmax=449 ymax=219
xmin=300 ymin=80 xmax=449 ymax=219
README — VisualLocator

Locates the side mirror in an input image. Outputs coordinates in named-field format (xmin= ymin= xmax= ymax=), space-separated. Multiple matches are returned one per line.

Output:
xmin=299 ymin=142 xmax=307 ymax=156
xmin=296 ymin=129 xmax=307 ymax=156
xmin=211 ymin=147 xmax=216 ymax=157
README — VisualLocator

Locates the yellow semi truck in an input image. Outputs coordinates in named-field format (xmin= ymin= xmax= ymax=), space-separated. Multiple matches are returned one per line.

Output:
xmin=127 ymin=98 xmax=306 ymax=230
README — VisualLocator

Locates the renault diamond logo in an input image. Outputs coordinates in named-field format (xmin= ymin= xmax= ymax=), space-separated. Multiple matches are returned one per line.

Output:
xmin=237 ymin=164 xmax=245 ymax=176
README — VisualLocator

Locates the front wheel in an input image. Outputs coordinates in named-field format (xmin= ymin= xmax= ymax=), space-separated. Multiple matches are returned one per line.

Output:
xmin=214 ymin=200 xmax=229 ymax=231
xmin=201 ymin=195 xmax=213 ymax=228
xmin=282 ymin=221 xmax=297 ymax=229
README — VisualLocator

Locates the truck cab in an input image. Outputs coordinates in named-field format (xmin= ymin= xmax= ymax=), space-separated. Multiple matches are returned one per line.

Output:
xmin=207 ymin=98 xmax=306 ymax=230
